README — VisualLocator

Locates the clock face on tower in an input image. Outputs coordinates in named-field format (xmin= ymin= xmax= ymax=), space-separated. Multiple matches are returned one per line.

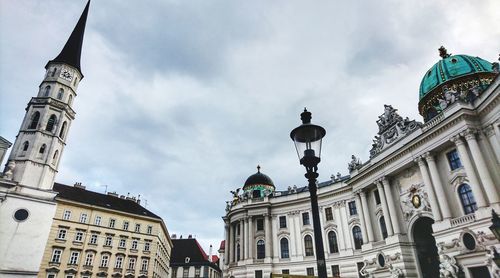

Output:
xmin=59 ymin=68 xmax=73 ymax=81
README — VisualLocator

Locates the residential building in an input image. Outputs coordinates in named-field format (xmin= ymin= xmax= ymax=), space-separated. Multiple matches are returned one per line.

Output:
xmin=223 ymin=49 xmax=500 ymax=277
xmin=170 ymin=236 xmax=221 ymax=278
xmin=38 ymin=183 xmax=172 ymax=278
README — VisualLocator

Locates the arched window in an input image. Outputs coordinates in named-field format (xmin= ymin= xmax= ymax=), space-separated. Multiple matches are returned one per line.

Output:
xmin=256 ymin=240 xmax=265 ymax=259
xmin=59 ymin=121 xmax=67 ymax=139
xmin=74 ymin=77 xmax=78 ymax=86
xmin=352 ymin=226 xmax=363 ymax=250
xmin=51 ymin=67 xmax=57 ymax=77
xmin=46 ymin=114 xmax=57 ymax=132
xmin=280 ymin=238 xmax=289 ymax=259
xmin=22 ymin=141 xmax=29 ymax=152
xmin=44 ymin=86 xmax=51 ymax=97
xmin=57 ymin=89 xmax=64 ymax=100
xmin=236 ymin=244 xmax=240 ymax=261
xmin=28 ymin=111 xmax=40 ymax=129
xmin=37 ymin=144 xmax=46 ymax=159
xmin=458 ymin=184 xmax=477 ymax=214
xmin=328 ymin=231 xmax=339 ymax=253
xmin=52 ymin=150 xmax=59 ymax=165
xmin=68 ymin=94 xmax=73 ymax=105
xmin=304 ymin=235 xmax=314 ymax=256
xmin=380 ymin=217 xmax=388 ymax=239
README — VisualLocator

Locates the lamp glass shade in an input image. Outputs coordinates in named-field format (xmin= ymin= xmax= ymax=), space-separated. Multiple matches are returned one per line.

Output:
xmin=291 ymin=123 xmax=326 ymax=161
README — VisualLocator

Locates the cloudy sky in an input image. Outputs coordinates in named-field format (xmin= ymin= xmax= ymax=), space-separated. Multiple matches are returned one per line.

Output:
xmin=1 ymin=0 xmax=499 ymax=252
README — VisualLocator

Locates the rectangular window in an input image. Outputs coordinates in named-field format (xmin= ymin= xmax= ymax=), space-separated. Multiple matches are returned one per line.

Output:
xmin=100 ymin=255 xmax=109 ymax=267
xmin=255 ymin=270 xmax=263 ymax=278
xmin=57 ymin=229 xmax=67 ymax=240
xmin=302 ymin=212 xmax=310 ymax=225
xmin=105 ymin=236 xmax=112 ymax=246
xmin=94 ymin=216 xmax=101 ymax=226
xmin=279 ymin=216 xmax=287 ymax=228
xmin=135 ymin=223 xmax=141 ymax=233
xmin=325 ymin=207 xmax=333 ymax=221
xmin=256 ymin=219 xmax=264 ymax=231
xmin=69 ymin=251 xmax=79 ymax=265
xmin=123 ymin=221 xmax=129 ymax=230
xmin=109 ymin=219 xmax=116 ymax=228
xmin=141 ymin=259 xmax=148 ymax=271
xmin=357 ymin=262 xmax=366 ymax=278
xmin=119 ymin=238 xmax=126 ymax=248
xmin=171 ymin=267 xmax=177 ymax=277
xmin=89 ymin=234 xmax=97 ymax=244
xmin=306 ymin=267 xmax=314 ymax=276
xmin=47 ymin=274 xmax=56 ymax=278
xmin=84 ymin=253 xmax=94 ymax=266
xmin=128 ymin=258 xmax=136 ymax=270
xmin=51 ymin=249 xmax=63 ymax=263
xmin=144 ymin=241 xmax=151 ymax=251
xmin=79 ymin=213 xmax=87 ymax=223
xmin=195 ymin=267 xmax=201 ymax=277
xmin=75 ymin=231 xmax=83 ymax=242
xmin=183 ymin=267 xmax=189 ymax=278
xmin=374 ymin=189 xmax=381 ymax=205
xmin=115 ymin=256 xmax=124 ymax=269
xmin=349 ymin=201 xmax=357 ymax=216
xmin=447 ymin=149 xmax=462 ymax=170
xmin=332 ymin=265 xmax=340 ymax=278
xmin=282 ymin=269 xmax=289 ymax=274
xmin=131 ymin=239 xmax=138 ymax=250
xmin=63 ymin=210 xmax=71 ymax=220
xmin=147 ymin=225 xmax=153 ymax=234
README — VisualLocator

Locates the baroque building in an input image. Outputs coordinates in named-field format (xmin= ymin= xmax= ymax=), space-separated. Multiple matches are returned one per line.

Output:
xmin=169 ymin=235 xmax=221 ymax=278
xmin=222 ymin=48 xmax=500 ymax=278
xmin=38 ymin=183 xmax=172 ymax=278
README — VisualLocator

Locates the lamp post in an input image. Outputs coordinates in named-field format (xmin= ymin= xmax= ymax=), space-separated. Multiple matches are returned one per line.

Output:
xmin=290 ymin=108 xmax=327 ymax=278
xmin=489 ymin=210 xmax=500 ymax=267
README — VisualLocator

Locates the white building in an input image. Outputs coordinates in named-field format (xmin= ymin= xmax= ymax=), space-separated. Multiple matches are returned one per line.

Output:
xmin=222 ymin=49 xmax=500 ymax=278
xmin=0 ymin=2 xmax=90 ymax=277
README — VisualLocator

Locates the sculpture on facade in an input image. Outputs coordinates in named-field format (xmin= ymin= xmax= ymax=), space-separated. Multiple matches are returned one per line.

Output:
xmin=439 ymin=254 xmax=459 ymax=278
xmin=348 ymin=155 xmax=362 ymax=172
xmin=3 ymin=160 xmax=15 ymax=180
xmin=388 ymin=264 xmax=404 ymax=278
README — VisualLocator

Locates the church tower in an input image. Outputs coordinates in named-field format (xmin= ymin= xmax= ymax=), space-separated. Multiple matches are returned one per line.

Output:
xmin=6 ymin=1 xmax=89 ymax=189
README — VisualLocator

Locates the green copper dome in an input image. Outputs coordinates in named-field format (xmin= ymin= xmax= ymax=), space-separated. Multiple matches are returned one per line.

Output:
xmin=418 ymin=47 xmax=498 ymax=122
xmin=419 ymin=54 xmax=494 ymax=100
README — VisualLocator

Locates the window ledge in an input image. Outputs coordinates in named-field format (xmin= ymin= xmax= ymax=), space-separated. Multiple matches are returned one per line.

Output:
xmin=48 ymin=262 xmax=61 ymax=267
xmin=55 ymin=238 xmax=66 ymax=243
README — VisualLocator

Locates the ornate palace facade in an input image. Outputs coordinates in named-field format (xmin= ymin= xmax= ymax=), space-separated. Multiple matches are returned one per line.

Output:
xmin=222 ymin=50 xmax=500 ymax=278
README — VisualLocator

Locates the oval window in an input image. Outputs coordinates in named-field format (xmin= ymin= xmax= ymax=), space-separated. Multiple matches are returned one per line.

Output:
xmin=14 ymin=209 xmax=29 ymax=222
xmin=378 ymin=253 xmax=385 ymax=267
xmin=463 ymin=233 xmax=476 ymax=250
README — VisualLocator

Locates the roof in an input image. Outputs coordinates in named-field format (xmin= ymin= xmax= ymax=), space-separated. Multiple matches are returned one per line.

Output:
xmin=48 ymin=0 xmax=90 ymax=76
xmin=243 ymin=165 xmax=275 ymax=191
xmin=53 ymin=183 xmax=161 ymax=219
xmin=170 ymin=238 xmax=221 ymax=271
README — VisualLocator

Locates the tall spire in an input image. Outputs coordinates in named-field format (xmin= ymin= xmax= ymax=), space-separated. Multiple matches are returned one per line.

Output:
xmin=49 ymin=0 xmax=90 ymax=76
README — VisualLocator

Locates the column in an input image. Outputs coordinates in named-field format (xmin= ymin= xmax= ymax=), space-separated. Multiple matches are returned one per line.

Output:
xmin=376 ymin=180 xmax=394 ymax=236
xmin=293 ymin=212 xmax=303 ymax=256
xmin=289 ymin=212 xmax=297 ymax=257
xmin=381 ymin=178 xmax=401 ymax=234
xmin=424 ymin=152 xmax=452 ymax=219
xmin=264 ymin=214 xmax=272 ymax=260
xmin=355 ymin=193 xmax=368 ymax=244
xmin=229 ymin=222 xmax=234 ymax=263
xmin=272 ymin=215 xmax=279 ymax=260
xmin=340 ymin=204 xmax=352 ymax=249
xmin=451 ymin=135 xmax=488 ymax=208
xmin=484 ymin=125 xmax=500 ymax=163
xmin=463 ymin=129 xmax=500 ymax=204
xmin=360 ymin=191 xmax=374 ymax=242
xmin=248 ymin=217 xmax=253 ymax=260
xmin=416 ymin=157 xmax=442 ymax=221
xmin=239 ymin=220 xmax=244 ymax=261
xmin=244 ymin=217 xmax=249 ymax=260
xmin=224 ymin=222 xmax=230 ymax=265
xmin=333 ymin=204 xmax=346 ymax=250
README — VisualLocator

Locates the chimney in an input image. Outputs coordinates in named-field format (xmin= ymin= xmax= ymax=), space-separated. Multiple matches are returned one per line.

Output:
xmin=107 ymin=191 xmax=118 ymax=197
xmin=137 ymin=194 xmax=141 ymax=205
xmin=73 ymin=182 xmax=85 ymax=189
xmin=208 ymin=244 xmax=213 ymax=262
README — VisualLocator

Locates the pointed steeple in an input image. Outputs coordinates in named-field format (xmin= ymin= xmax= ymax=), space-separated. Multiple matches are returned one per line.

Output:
xmin=49 ymin=1 xmax=90 ymax=76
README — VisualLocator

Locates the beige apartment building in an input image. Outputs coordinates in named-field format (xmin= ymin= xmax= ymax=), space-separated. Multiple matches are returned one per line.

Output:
xmin=38 ymin=183 xmax=172 ymax=278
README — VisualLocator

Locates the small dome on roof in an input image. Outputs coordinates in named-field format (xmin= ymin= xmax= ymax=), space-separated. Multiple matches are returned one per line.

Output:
xmin=418 ymin=46 xmax=498 ymax=121
xmin=243 ymin=166 xmax=275 ymax=197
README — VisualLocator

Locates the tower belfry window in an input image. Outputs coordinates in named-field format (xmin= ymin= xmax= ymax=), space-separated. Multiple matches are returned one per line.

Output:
xmin=22 ymin=141 xmax=29 ymax=152
xmin=44 ymin=86 xmax=51 ymax=97
xmin=28 ymin=111 xmax=40 ymax=129
xmin=59 ymin=121 xmax=67 ymax=139
xmin=46 ymin=115 xmax=57 ymax=132
xmin=51 ymin=67 xmax=57 ymax=77
xmin=68 ymin=94 xmax=73 ymax=105
xmin=57 ymin=89 xmax=64 ymax=100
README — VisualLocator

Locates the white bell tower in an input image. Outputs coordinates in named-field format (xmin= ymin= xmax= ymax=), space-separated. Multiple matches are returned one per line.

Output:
xmin=6 ymin=1 xmax=89 ymax=190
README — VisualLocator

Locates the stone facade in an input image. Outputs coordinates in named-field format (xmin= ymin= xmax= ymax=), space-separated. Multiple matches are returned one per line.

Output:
xmin=222 ymin=62 xmax=500 ymax=277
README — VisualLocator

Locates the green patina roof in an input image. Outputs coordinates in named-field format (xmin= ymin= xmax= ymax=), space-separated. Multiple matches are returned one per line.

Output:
xmin=419 ymin=54 xmax=494 ymax=100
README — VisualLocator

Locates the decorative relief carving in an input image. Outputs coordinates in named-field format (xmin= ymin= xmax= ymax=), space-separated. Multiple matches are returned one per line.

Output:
xmin=348 ymin=155 xmax=362 ymax=173
xmin=400 ymin=183 xmax=431 ymax=221
xmin=438 ymin=254 xmax=459 ymax=278
xmin=2 ymin=161 xmax=15 ymax=180
xmin=388 ymin=264 xmax=404 ymax=278
xmin=370 ymin=105 xmax=422 ymax=158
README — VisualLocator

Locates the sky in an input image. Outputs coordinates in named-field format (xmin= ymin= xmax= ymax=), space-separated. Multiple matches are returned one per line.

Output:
xmin=1 ymin=0 xmax=499 ymax=252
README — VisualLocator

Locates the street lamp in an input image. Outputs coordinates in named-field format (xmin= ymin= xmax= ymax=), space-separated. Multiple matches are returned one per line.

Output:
xmin=290 ymin=108 xmax=327 ymax=278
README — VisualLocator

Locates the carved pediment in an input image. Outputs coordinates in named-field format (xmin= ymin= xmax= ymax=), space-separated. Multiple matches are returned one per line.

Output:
xmin=370 ymin=105 xmax=422 ymax=158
